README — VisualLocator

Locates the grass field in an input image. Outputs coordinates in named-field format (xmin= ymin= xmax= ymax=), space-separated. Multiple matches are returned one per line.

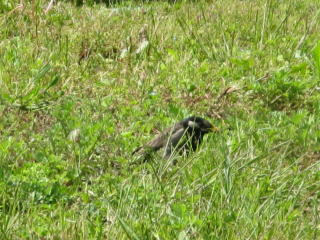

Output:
xmin=0 ymin=0 xmax=320 ymax=239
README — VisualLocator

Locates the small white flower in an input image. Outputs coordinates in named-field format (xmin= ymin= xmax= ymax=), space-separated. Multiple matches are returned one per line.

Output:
xmin=68 ymin=129 xmax=81 ymax=143
xmin=135 ymin=40 xmax=149 ymax=54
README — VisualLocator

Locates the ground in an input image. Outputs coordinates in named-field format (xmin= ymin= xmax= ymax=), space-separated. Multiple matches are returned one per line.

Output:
xmin=0 ymin=0 xmax=319 ymax=239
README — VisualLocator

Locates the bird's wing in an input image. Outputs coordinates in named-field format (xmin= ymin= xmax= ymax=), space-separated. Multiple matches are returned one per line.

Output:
xmin=167 ymin=127 xmax=187 ymax=148
xmin=147 ymin=122 xmax=184 ymax=148
xmin=163 ymin=127 xmax=187 ymax=158
xmin=144 ymin=132 xmax=166 ymax=151
xmin=132 ymin=130 xmax=166 ymax=155
xmin=131 ymin=128 xmax=169 ymax=164
xmin=132 ymin=122 xmax=184 ymax=155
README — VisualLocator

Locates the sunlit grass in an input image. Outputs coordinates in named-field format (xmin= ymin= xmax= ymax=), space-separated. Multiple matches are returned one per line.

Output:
xmin=0 ymin=0 xmax=319 ymax=239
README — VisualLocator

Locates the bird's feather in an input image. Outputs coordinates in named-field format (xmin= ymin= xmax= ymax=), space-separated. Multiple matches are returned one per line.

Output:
xmin=131 ymin=116 xmax=215 ymax=164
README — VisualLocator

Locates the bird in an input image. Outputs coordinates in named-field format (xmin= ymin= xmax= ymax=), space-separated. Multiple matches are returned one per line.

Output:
xmin=131 ymin=116 xmax=218 ymax=164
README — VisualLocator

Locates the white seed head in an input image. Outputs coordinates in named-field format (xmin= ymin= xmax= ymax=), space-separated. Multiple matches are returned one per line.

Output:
xmin=68 ymin=128 xmax=81 ymax=143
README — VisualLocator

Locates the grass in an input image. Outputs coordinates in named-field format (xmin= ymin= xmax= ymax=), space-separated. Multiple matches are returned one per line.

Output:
xmin=0 ymin=0 xmax=320 ymax=239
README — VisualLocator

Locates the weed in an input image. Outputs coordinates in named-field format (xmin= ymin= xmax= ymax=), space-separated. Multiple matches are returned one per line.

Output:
xmin=0 ymin=0 xmax=319 ymax=239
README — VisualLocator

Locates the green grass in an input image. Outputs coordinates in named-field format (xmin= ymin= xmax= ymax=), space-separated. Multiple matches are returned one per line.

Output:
xmin=0 ymin=0 xmax=320 ymax=239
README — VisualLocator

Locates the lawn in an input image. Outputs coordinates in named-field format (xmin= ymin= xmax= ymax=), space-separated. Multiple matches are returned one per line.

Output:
xmin=0 ymin=0 xmax=319 ymax=239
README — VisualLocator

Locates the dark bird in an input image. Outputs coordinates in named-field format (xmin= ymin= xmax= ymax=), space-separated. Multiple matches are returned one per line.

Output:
xmin=132 ymin=116 xmax=218 ymax=164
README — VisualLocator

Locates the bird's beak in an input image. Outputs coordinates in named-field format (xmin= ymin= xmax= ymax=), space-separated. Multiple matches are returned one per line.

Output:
xmin=210 ymin=125 xmax=219 ymax=132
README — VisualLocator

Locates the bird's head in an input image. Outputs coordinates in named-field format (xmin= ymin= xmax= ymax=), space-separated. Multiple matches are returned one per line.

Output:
xmin=184 ymin=116 xmax=218 ymax=134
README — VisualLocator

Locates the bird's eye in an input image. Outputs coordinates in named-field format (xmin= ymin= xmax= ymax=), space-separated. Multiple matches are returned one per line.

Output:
xmin=188 ymin=121 xmax=199 ymax=128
